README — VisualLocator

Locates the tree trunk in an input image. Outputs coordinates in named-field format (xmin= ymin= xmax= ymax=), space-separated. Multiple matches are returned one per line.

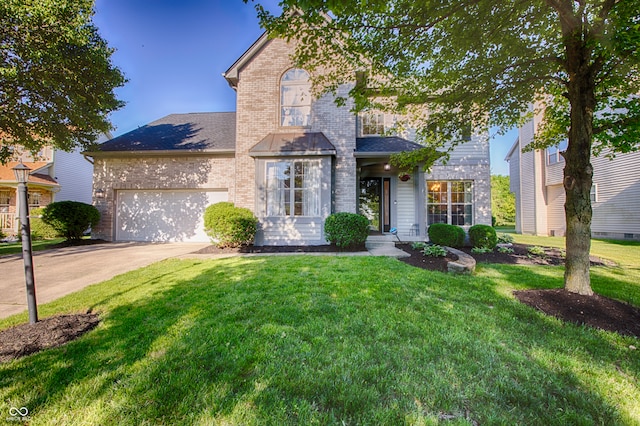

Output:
xmin=563 ymin=34 xmax=596 ymax=296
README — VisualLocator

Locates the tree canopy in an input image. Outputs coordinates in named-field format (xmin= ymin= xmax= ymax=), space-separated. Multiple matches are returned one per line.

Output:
xmin=252 ymin=0 xmax=640 ymax=295
xmin=0 ymin=0 xmax=126 ymax=163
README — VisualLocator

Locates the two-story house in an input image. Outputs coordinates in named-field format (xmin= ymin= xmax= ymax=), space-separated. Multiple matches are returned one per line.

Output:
xmin=87 ymin=31 xmax=491 ymax=244
xmin=506 ymin=112 xmax=640 ymax=240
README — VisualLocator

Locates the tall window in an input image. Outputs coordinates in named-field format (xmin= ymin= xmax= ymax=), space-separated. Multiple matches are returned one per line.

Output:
xmin=266 ymin=160 xmax=320 ymax=217
xmin=280 ymin=69 xmax=311 ymax=127
xmin=547 ymin=139 xmax=568 ymax=165
xmin=427 ymin=181 xmax=473 ymax=226
xmin=361 ymin=113 xmax=385 ymax=135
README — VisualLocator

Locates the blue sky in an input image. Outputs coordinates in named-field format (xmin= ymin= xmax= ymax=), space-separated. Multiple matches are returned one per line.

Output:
xmin=93 ymin=0 xmax=515 ymax=176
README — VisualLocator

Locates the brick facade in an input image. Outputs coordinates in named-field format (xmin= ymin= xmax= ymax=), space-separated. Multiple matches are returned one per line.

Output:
xmin=92 ymin=155 xmax=235 ymax=240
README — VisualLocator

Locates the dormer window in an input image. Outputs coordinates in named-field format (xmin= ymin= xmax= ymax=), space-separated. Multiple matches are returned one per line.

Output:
xmin=280 ymin=69 xmax=311 ymax=127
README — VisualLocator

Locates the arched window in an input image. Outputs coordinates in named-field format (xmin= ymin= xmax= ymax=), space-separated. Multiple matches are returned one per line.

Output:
xmin=280 ymin=69 xmax=311 ymax=126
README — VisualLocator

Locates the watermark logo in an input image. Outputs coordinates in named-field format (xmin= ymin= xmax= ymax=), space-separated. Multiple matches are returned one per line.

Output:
xmin=7 ymin=407 xmax=29 ymax=422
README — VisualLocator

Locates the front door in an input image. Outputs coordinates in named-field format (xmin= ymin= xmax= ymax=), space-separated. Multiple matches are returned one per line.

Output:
xmin=359 ymin=177 xmax=391 ymax=232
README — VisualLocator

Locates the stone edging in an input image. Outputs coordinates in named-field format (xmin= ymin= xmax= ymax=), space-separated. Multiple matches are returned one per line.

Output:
xmin=445 ymin=247 xmax=476 ymax=274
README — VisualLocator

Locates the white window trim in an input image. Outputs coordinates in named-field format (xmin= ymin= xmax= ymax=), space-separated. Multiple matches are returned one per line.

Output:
xmin=266 ymin=159 xmax=321 ymax=217
xmin=427 ymin=180 xmax=474 ymax=226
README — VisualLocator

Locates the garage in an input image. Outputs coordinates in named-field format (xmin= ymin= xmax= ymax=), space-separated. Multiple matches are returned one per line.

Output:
xmin=116 ymin=189 xmax=228 ymax=242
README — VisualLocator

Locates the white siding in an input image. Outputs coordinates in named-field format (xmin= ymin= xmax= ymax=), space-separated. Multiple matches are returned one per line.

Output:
xmin=546 ymin=184 xmax=565 ymax=236
xmin=53 ymin=148 xmax=94 ymax=204
xmin=259 ymin=218 xmax=326 ymax=245
xmin=396 ymin=178 xmax=416 ymax=237
xmin=591 ymin=150 xmax=640 ymax=237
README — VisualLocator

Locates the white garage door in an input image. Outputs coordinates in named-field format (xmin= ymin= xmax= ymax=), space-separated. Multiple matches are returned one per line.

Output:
xmin=116 ymin=189 xmax=228 ymax=242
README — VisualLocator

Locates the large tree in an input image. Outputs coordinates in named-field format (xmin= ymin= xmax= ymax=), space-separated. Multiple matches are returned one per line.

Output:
xmin=0 ymin=0 xmax=126 ymax=163
xmin=491 ymin=175 xmax=516 ymax=227
xmin=252 ymin=0 xmax=640 ymax=295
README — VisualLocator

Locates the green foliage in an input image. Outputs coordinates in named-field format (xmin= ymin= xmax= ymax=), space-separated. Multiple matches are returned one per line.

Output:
xmin=41 ymin=201 xmax=100 ymax=241
xmin=497 ymin=233 xmax=515 ymax=244
xmin=0 ymin=0 xmax=126 ymax=163
xmin=468 ymin=224 xmax=498 ymax=249
xmin=497 ymin=246 xmax=514 ymax=254
xmin=427 ymin=223 xmax=465 ymax=248
xmin=389 ymin=146 xmax=447 ymax=174
xmin=411 ymin=241 xmax=427 ymax=251
xmin=324 ymin=212 xmax=369 ymax=248
xmin=491 ymin=175 xmax=515 ymax=226
xmin=204 ymin=202 xmax=257 ymax=248
xmin=471 ymin=246 xmax=494 ymax=254
xmin=527 ymin=246 xmax=546 ymax=256
xmin=255 ymin=0 xmax=640 ymax=294
xmin=422 ymin=244 xmax=447 ymax=257
xmin=29 ymin=207 xmax=60 ymax=240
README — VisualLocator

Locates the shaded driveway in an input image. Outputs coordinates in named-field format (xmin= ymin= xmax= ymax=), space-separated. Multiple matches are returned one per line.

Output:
xmin=0 ymin=242 xmax=208 ymax=319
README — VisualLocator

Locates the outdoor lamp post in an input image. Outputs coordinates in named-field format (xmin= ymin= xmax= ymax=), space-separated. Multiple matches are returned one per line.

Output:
xmin=13 ymin=162 xmax=38 ymax=324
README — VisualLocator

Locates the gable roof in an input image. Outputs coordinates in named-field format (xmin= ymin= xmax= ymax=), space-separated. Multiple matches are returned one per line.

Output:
xmin=355 ymin=136 xmax=424 ymax=157
xmin=0 ymin=161 xmax=59 ymax=187
xmin=89 ymin=112 xmax=236 ymax=155
xmin=223 ymin=32 xmax=269 ymax=89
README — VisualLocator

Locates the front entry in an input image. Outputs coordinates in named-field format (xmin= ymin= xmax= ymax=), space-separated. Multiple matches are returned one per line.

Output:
xmin=359 ymin=177 xmax=391 ymax=232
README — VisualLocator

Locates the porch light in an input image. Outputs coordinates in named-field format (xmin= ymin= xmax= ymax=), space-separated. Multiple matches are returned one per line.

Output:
xmin=12 ymin=162 xmax=30 ymax=183
xmin=384 ymin=163 xmax=391 ymax=171
xmin=95 ymin=188 xmax=105 ymax=198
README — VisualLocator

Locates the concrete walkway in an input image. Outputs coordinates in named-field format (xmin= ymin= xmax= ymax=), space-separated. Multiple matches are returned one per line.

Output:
xmin=1 ymin=241 xmax=410 ymax=320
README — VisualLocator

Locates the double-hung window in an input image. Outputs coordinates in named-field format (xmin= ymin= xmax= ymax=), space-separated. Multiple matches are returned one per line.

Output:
xmin=266 ymin=160 xmax=320 ymax=217
xmin=427 ymin=181 xmax=473 ymax=226
xmin=27 ymin=191 xmax=41 ymax=209
xmin=0 ymin=190 xmax=10 ymax=212
xmin=547 ymin=139 xmax=568 ymax=165
xmin=361 ymin=113 xmax=385 ymax=135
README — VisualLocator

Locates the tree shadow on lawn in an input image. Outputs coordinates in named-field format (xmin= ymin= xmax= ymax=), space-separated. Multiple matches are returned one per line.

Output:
xmin=0 ymin=257 xmax=637 ymax=424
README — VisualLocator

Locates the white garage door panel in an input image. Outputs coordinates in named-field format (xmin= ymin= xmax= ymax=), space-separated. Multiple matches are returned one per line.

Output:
xmin=116 ymin=190 xmax=227 ymax=242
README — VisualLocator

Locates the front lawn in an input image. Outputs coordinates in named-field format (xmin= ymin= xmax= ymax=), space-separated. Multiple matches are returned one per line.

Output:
xmin=0 ymin=238 xmax=65 ymax=256
xmin=1 ymin=245 xmax=639 ymax=424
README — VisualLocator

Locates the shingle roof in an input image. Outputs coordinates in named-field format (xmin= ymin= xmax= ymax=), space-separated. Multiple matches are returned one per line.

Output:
xmin=94 ymin=112 xmax=236 ymax=153
xmin=0 ymin=161 xmax=59 ymax=186
xmin=356 ymin=136 xmax=423 ymax=155
xmin=249 ymin=132 xmax=336 ymax=157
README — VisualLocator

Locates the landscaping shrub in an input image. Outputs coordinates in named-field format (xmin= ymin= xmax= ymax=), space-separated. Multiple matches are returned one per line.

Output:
xmin=497 ymin=233 xmax=515 ymax=244
xmin=41 ymin=201 xmax=100 ymax=240
xmin=204 ymin=202 xmax=257 ymax=248
xmin=29 ymin=207 xmax=60 ymax=240
xmin=324 ymin=212 xmax=369 ymax=249
xmin=422 ymin=244 xmax=447 ymax=257
xmin=468 ymin=224 xmax=497 ymax=249
xmin=427 ymin=223 xmax=465 ymax=248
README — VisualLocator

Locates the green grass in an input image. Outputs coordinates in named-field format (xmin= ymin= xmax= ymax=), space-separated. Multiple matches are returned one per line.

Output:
xmin=1 ymin=243 xmax=639 ymax=424
xmin=0 ymin=238 xmax=65 ymax=256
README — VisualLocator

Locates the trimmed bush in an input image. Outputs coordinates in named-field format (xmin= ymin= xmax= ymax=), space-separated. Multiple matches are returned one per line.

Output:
xmin=324 ymin=212 xmax=369 ymax=249
xmin=41 ymin=201 xmax=100 ymax=241
xmin=468 ymin=224 xmax=498 ymax=249
xmin=29 ymin=207 xmax=61 ymax=240
xmin=427 ymin=223 xmax=465 ymax=248
xmin=204 ymin=202 xmax=257 ymax=248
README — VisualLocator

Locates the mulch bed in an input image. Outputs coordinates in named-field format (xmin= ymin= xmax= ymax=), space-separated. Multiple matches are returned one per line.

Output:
xmin=0 ymin=313 xmax=100 ymax=363
xmin=0 ymin=241 xmax=636 ymax=364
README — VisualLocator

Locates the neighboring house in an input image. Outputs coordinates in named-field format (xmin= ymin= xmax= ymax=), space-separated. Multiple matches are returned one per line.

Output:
xmin=506 ymin=115 xmax=640 ymax=240
xmin=0 ymin=134 xmax=109 ymax=235
xmin=86 ymin=31 xmax=491 ymax=244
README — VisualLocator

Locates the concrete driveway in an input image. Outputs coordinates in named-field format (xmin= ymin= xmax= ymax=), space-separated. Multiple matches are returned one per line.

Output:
xmin=0 ymin=242 xmax=209 ymax=319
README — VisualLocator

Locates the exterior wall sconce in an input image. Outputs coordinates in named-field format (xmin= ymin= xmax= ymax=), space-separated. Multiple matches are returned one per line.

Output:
xmin=95 ymin=188 xmax=105 ymax=198
xmin=383 ymin=163 xmax=391 ymax=171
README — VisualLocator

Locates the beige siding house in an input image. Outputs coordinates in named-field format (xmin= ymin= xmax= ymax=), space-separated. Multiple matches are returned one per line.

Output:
xmin=506 ymin=115 xmax=640 ymax=240
xmin=87 ymin=31 xmax=491 ymax=245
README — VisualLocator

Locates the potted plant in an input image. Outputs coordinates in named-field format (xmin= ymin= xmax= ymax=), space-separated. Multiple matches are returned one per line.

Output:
xmin=399 ymin=173 xmax=411 ymax=181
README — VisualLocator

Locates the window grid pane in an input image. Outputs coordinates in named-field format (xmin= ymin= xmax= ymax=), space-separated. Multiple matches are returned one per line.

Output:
xmin=427 ymin=181 xmax=473 ymax=226
xmin=266 ymin=160 xmax=320 ymax=217
xmin=281 ymin=69 xmax=311 ymax=126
